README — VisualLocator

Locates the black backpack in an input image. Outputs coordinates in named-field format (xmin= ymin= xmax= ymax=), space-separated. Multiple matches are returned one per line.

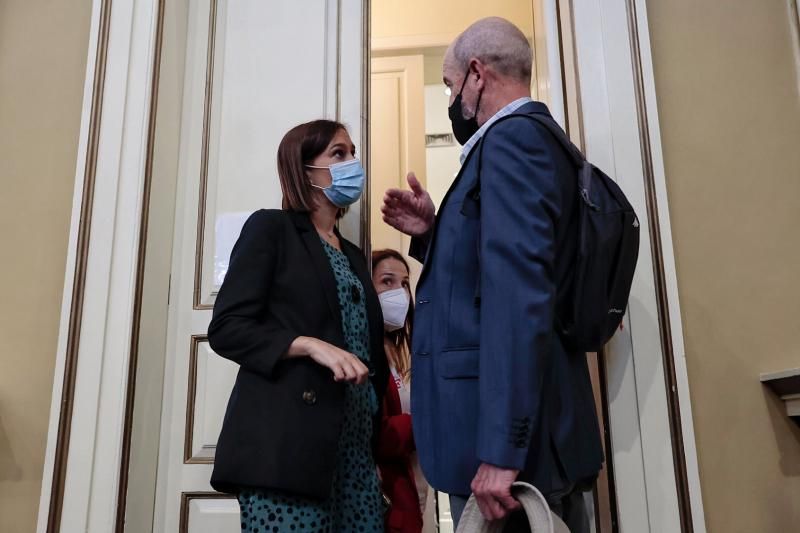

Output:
xmin=468 ymin=111 xmax=640 ymax=352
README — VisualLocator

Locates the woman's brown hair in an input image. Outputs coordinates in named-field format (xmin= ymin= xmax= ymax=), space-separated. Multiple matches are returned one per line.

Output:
xmin=277 ymin=119 xmax=347 ymax=214
xmin=372 ymin=249 xmax=414 ymax=382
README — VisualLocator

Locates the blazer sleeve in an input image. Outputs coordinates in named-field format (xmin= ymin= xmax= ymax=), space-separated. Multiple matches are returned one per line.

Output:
xmin=408 ymin=226 xmax=434 ymax=264
xmin=375 ymin=378 xmax=415 ymax=461
xmin=207 ymin=210 xmax=298 ymax=379
xmin=475 ymin=118 xmax=563 ymax=471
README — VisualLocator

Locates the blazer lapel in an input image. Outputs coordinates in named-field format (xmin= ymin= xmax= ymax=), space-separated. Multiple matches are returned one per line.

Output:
xmin=340 ymin=238 xmax=389 ymax=398
xmin=341 ymin=239 xmax=382 ymax=339
xmin=418 ymin=144 xmax=480 ymax=283
xmin=417 ymin=100 xmax=552 ymax=284
xmin=341 ymin=240 xmax=372 ymax=298
xmin=289 ymin=211 xmax=343 ymax=331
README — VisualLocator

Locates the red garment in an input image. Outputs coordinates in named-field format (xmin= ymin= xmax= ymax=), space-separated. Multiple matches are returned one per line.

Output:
xmin=376 ymin=375 xmax=423 ymax=533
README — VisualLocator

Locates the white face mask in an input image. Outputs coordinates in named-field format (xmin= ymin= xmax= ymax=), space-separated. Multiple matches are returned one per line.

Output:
xmin=379 ymin=288 xmax=410 ymax=331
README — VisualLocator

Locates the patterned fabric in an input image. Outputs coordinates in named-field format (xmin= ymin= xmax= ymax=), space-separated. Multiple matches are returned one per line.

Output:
xmin=459 ymin=96 xmax=534 ymax=164
xmin=237 ymin=238 xmax=383 ymax=533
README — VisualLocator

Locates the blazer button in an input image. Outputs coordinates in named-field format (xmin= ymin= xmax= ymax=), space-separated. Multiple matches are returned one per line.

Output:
xmin=302 ymin=390 xmax=317 ymax=405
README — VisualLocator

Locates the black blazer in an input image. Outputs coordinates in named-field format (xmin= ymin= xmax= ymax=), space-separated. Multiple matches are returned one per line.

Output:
xmin=208 ymin=209 xmax=389 ymax=499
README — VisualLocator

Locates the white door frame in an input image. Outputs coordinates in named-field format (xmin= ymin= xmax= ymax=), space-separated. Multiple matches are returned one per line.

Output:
xmin=38 ymin=0 xmax=706 ymax=531
xmin=36 ymin=0 xmax=163 ymax=531
xmin=569 ymin=0 xmax=706 ymax=530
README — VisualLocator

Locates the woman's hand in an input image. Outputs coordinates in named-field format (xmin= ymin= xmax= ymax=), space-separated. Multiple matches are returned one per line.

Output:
xmin=288 ymin=337 xmax=370 ymax=385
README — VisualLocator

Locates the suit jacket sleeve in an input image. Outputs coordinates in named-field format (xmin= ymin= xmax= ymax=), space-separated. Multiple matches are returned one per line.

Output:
xmin=476 ymin=118 xmax=562 ymax=471
xmin=409 ymin=226 xmax=434 ymax=264
xmin=208 ymin=210 xmax=298 ymax=378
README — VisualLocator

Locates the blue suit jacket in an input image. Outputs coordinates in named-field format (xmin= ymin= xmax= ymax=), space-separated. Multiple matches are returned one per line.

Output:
xmin=410 ymin=102 xmax=603 ymax=496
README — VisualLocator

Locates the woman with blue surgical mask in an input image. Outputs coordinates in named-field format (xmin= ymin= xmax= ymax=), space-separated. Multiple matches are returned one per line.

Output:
xmin=372 ymin=250 xmax=429 ymax=533
xmin=209 ymin=120 xmax=389 ymax=533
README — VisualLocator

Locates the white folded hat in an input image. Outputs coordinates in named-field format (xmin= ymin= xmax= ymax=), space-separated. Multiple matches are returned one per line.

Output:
xmin=455 ymin=482 xmax=570 ymax=533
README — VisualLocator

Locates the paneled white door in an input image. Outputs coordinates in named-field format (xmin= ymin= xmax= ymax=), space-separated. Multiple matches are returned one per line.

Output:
xmin=370 ymin=54 xmax=427 ymax=287
xmin=153 ymin=1 xmax=365 ymax=531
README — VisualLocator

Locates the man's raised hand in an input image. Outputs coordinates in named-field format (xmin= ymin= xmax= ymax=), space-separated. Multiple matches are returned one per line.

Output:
xmin=381 ymin=172 xmax=435 ymax=237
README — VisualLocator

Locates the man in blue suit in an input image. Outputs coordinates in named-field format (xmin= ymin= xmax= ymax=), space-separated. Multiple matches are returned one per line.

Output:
xmin=382 ymin=17 xmax=603 ymax=531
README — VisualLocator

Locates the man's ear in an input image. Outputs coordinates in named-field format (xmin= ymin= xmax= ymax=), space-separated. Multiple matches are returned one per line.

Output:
xmin=470 ymin=58 xmax=488 ymax=90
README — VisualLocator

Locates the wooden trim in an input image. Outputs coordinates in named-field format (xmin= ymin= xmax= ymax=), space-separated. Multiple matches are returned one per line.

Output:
xmin=762 ymin=368 xmax=800 ymax=419
xmin=179 ymin=492 xmax=234 ymax=532
xmin=46 ymin=1 xmax=114 ymax=530
xmin=761 ymin=368 xmax=800 ymax=396
xmin=789 ymin=0 xmax=800 ymax=97
xmin=371 ymin=32 xmax=456 ymax=52
xmin=193 ymin=0 xmax=219 ymax=310
xmin=558 ymin=0 xmax=586 ymax=150
xmin=184 ymin=335 xmax=215 ymax=464
xmin=336 ymin=0 xmax=343 ymax=121
xmin=624 ymin=0 xmax=694 ymax=530
xmin=113 ymin=1 xmax=167 ymax=530
xmin=596 ymin=349 xmax=620 ymax=532
xmin=554 ymin=0 xmax=571 ymax=138
xmin=558 ymin=2 xmax=617 ymax=527
xmin=360 ymin=0 xmax=371 ymax=254
xmin=531 ymin=1 xmax=547 ymax=103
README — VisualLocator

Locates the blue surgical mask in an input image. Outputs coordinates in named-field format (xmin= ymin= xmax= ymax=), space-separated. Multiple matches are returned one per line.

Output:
xmin=306 ymin=158 xmax=366 ymax=207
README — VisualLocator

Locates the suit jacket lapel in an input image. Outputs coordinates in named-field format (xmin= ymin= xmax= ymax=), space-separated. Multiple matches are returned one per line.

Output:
xmin=417 ymin=101 xmax=552 ymax=284
xmin=289 ymin=211 xmax=343 ymax=332
xmin=418 ymin=144 xmax=480 ymax=283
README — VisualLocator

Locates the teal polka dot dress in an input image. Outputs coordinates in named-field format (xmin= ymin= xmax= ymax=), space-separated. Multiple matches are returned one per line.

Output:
xmin=237 ymin=238 xmax=384 ymax=533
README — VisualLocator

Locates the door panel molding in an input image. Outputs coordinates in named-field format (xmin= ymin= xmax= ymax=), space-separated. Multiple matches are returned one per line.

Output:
xmin=192 ymin=0 xmax=220 ymax=310
xmin=184 ymin=335 xmax=238 ymax=465
xmin=179 ymin=492 xmax=238 ymax=533
xmin=369 ymin=54 xmax=427 ymax=285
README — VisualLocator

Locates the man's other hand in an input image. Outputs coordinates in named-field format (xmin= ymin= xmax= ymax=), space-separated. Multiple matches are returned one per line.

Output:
xmin=470 ymin=463 xmax=521 ymax=521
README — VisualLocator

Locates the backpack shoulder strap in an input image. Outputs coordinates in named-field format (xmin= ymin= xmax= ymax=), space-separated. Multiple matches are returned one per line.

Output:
xmin=470 ymin=111 xmax=585 ymax=205
xmin=465 ymin=111 xmax=584 ymax=306
xmin=475 ymin=112 xmax=584 ymax=173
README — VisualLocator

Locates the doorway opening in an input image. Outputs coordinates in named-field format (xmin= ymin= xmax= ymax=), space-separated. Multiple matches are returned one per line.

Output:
xmin=368 ymin=2 xmax=617 ymax=532
xmin=95 ymin=1 xmax=689 ymax=532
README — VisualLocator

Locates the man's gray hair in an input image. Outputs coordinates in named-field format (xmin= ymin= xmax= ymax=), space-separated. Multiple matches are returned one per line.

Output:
xmin=452 ymin=17 xmax=533 ymax=84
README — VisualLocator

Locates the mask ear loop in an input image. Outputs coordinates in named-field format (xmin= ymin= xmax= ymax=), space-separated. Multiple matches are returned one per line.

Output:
xmin=305 ymin=163 xmax=330 ymax=190
xmin=472 ymin=84 xmax=484 ymax=120
xmin=456 ymin=67 xmax=471 ymax=97
xmin=456 ymin=66 xmax=483 ymax=120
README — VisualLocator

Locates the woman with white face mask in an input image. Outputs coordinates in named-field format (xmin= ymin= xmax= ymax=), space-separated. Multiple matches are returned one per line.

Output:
xmin=372 ymin=249 xmax=429 ymax=533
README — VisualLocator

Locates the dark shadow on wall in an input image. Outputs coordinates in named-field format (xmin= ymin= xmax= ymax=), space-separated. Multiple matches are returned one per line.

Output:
xmin=762 ymin=387 xmax=800 ymax=478
xmin=0 ymin=414 xmax=22 ymax=482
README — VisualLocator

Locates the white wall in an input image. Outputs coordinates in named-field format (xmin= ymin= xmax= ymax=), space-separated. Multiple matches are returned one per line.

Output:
xmin=424 ymin=84 xmax=461 ymax=208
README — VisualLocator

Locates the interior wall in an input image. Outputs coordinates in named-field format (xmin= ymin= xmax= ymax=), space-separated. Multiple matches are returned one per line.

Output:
xmin=0 ymin=1 xmax=93 ymax=531
xmin=423 ymin=85 xmax=461 ymax=209
xmin=373 ymin=2 xmax=538 ymax=213
xmin=372 ymin=0 xmax=532 ymax=44
xmin=646 ymin=0 xmax=800 ymax=530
